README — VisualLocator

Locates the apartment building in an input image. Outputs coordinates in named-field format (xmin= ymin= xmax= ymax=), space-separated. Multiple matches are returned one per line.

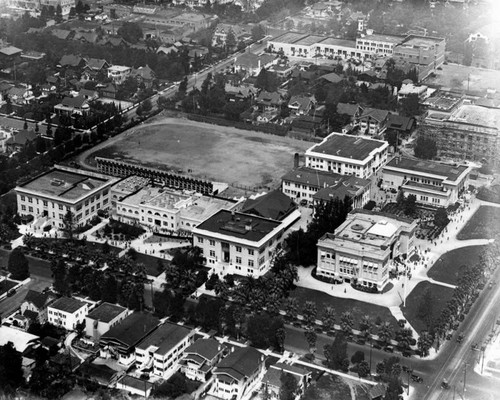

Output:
xmin=107 ymin=65 xmax=132 ymax=84
xmin=181 ymin=338 xmax=225 ymax=382
xmin=305 ymin=132 xmax=389 ymax=179
xmin=316 ymin=210 xmax=417 ymax=291
xmin=355 ymin=31 xmax=404 ymax=56
xmin=15 ymin=166 xmax=119 ymax=228
xmin=47 ymin=297 xmax=89 ymax=331
xmin=85 ymin=302 xmax=130 ymax=341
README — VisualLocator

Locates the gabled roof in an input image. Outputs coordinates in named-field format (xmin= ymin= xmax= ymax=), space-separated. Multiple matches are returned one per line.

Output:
xmin=0 ymin=326 xmax=39 ymax=353
xmin=49 ymin=297 xmax=86 ymax=314
xmin=386 ymin=114 xmax=415 ymax=131
xmin=59 ymin=54 xmax=84 ymax=67
xmin=51 ymin=29 xmax=73 ymax=40
xmin=23 ymin=289 xmax=54 ymax=310
xmin=358 ymin=107 xmax=390 ymax=122
xmin=100 ymin=312 xmax=159 ymax=350
xmin=79 ymin=88 xmax=99 ymax=99
xmin=183 ymin=338 xmax=221 ymax=362
xmin=289 ymin=95 xmax=314 ymax=110
xmin=0 ymin=46 xmax=22 ymax=56
xmin=85 ymin=58 xmax=108 ymax=70
xmin=256 ymin=90 xmax=282 ymax=105
xmin=74 ymin=31 xmax=99 ymax=43
xmin=60 ymin=96 xmax=88 ymax=109
xmin=319 ymin=72 xmax=343 ymax=84
xmin=337 ymin=102 xmax=362 ymax=117
xmin=136 ymin=322 xmax=191 ymax=356
xmin=214 ymin=347 xmax=263 ymax=382
xmin=313 ymin=176 xmax=370 ymax=203
xmin=241 ymin=190 xmax=297 ymax=221
xmin=6 ymin=129 xmax=37 ymax=146
xmin=235 ymin=52 xmax=276 ymax=69
xmin=131 ymin=65 xmax=155 ymax=80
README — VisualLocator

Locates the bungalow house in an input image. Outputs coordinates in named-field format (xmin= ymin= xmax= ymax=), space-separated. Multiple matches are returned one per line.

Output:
xmin=8 ymin=86 xmax=34 ymax=105
xmin=51 ymin=29 xmax=74 ymax=41
xmin=116 ymin=375 xmax=154 ymax=398
xmin=100 ymin=83 xmax=117 ymax=99
xmin=59 ymin=55 xmax=86 ymax=69
xmin=288 ymin=95 xmax=315 ymax=115
xmin=305 ymin=2 xmax=334 ymax=19
xmin=20 ymin=289 xmax=57 ymax=324
xmin=255 ymin=90 xmax=283 ymax=112
xmin=5 ymin=129 xmax=37 ymax=154
xmin=355 ymin=107 xmax=390 ymax=136
xmin=337 ymin=102 xmax=363 ymax=121
xmin=225 ymin=84 xmax=256 ymax=102
xmin=180 ymin=338 xmax=226 ymax=382
xmin=99 ymin=37 xmax=130 ymax=47
xmin=156 ymin=45 xmax=178 ymax=56
xmin=188 ymin=46 xmax=210 ymax=64
xmin=261 ymin=362 xmax=312 ymax=399
xmin=290 ymin=115 xmax=323 ymax=135
xmin=212 ymin=24 xmax=246 ymax=47
xmin=385 ymin=114 xmax=416 ymax=137
xmin=131 ymin=65 xmax=156 ymax=88
xmin=318 ymin=72 xmax=343 ymax=84
xmin=78 ymin=88 xmax=99 ymax=101
xmin=233 ymin=52 xmax=276 ymax=77
xmin=82 ymin=58 xmax=110 ymax=81
xmin=73 ymin=31 xmax=100 ymax=44
xmin=99 ymin=312 xmax=160 ymax=367
xmin=210 ymin=346 xmax=266 ymax=400
xmin=0 ymin=81 xmax=13 ymax=102
xmin=54 ymin=96 xmax=90 ymax=117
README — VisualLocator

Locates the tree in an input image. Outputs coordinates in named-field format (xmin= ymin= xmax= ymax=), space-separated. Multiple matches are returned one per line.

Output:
xmin=400 ymin=93 xmax=420 ymax=117
xmin=55 ymin=4 xmax=62 ymax=22
xmin=61 ymin=210 xmax=76 ymax=240
xmin=359 ymin=315 xmax=373 ymax=341
xmin=275 ymin=327 xmax=286 ymax=353
xmin=324 ymin=332 xmax=349 ymax=371
xmin=225 ymin=29 xmax=237 ymax=51
xmin=340 ymin=311 xmax=354 ymax=335
xmin=51 ymin=259 xmax=69 ymax=295
xmin=414 ymin=136 xmax=437 ymax=160
xmin=279 ymin=372 xmax=298 ymax=400
xmin=358 ymin=360 xmax=370 ymax=378
xmin=378 ymin=322 xmax=394 ymax=346
xmin=285 ymin=297 xmax=299 ymax=321
xmin=321 ymin=307 xmax=336 ymax=332
xmin=251 ymin=24 xmax=266 ymax=41
xmin=255 ymin=68 xmax=278 ymax=92
xmin=351 ymin=350 xmax=365 ymax=365
xmin=140 ymin=99 xmax=152 ymax=115
xmin=304 ymin=329 xmax=317 ymax=351
xmin=302 ymin=301 xmax=317 ymax=328
xmin=417 ymin=330 xmax=434 ymax=357
xmin=385 ymin=376 xmax=404 ymax=400
xmin=117 ymin=22 xmax=143 ymax=44
xmin=434 ymin=207 xmax=449 ymax=228
xmin=0 ymin=342 xmax=24 ymax=393
xmin=178 ymin=76 xmax=188 ymax=97
xmin=404 ymin=194 xmax=417 ymax=216
xmin=8 ymin=247 xmax=30 ymax=280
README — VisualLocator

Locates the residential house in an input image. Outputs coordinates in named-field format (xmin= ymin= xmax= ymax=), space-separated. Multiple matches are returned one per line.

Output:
xmin=180 ymin=338 xmax=225 ymax=382
xmin=233 ymin=52 xmax=276 ymax=77
xmin=0 ymin=46 xmax=22 ymax=61
xmin=316 ymin=209 xmax=417 ymax=290
xmin=225 ymin=84 xmax=256 ymax=102
xmin=59 ymin=55 xmax=86 ymax=69
xmin=47 ymin=297 xmax=89 ymax=331
xmin=20 ymin=289 xmax=57 ymax=324
xmin=82 ymin=58 xmax=110 ymax=81
xmin=0 ymin=81 xmax=13 ymax=103
xmin=290 ymin=115 xmax=323 ymax=135
xmin=212 ymin=24 xmax=246 ymax=47
xmin=78 ymin=88 xmax=99 ymax=101
xmin=313 ymin=175 xmax=371 ymax=209
xmin=135 ymin=322 xmax=194 ymax=378
xmin=305 ymin=2 xmax=334 ymax=19
xmin=85 ymin=302 xmax=129 ymax=341
xmin=99 ymin=312 xmax=160 ymax=366
xmin=261 ymin=362 xmax=312 ymax=399
xmin=210 ymin=347 xmax=266 ymax=400
xmin=73 ymin=31 xmax=100 ymax=44
xmin=318 ymin=72 xmax=343 ymax=84
xmin=108 ymin=65 xmax=132 ymax=85
xmin=255 ymin=91 xmax=283 ymax=112
xmin=131 ymin=65 xmax=156 ymax=88
xmin=0 ymin=326 xmax=40 ymax=355
xmin=99 ymin=37 xmax=130 ymax=47
xmin=385 ymin=114 xmax=416 ymax=138
xmin=355 ymin=107 xmax=390 ymax=136
xmin=337 ymin=102 xmax=363 ymax=123
xmin=156 ymin=45 xmax=179 ymax=56
xmin=116 ymin=375 xmax=154 ymax=398
xmin=54 ymin=96 xmax=91 ymax=117
xmin=5 ymin=129 xmax=37 ymax=155
xmin=397 ymin=82 xmax=428 ymax=102
xmin=8 ymin=86 xmax=34 ymax=105
xmin=51 ymin=29 xmax=74 ymax=41
xmin=100 ymin=83 xmax=117 ymax=99
xmin=288 ymin=95 xmax=315 ymax=115
xmin=305 ymin=132 xmax=389 ymax=178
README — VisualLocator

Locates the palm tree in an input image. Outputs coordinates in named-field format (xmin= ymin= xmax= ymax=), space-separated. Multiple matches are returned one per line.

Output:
xmin=23 ymin=233 xmax=35 ymax=250
xmin=340 ymin=311 xmax=354 ymax=335
xmin=285 ymin=297 xmax=299 ymax=321
xmin=395 ymin=327 xmax=413 ymax=350
xmin=417 ymin=330 xmax=434 ymax=357
xmin=266 ymin=294 xmax=282 ymax=316
xmin=302 ymin=301 xmax=317 ymax=328
xmin=275 ymin=327 xmax=286 ymax=353
xmin=233 ymin=307 xmax=246 ymax=340
xmin=377 ymin=322 xmax=394 ymax=346
xmin=214 ymin=280 xmax=230 ymax=301
xmin=321 ymin=307 xmax=336 ymax=332
xmin=304 ymin=329 xmax=317 ymax=352
xmin=359 ymin=315 xmax=373 ymax=341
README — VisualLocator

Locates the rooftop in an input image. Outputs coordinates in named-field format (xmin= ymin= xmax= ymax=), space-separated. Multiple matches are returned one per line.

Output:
xmin=360 ymin=33 xmax=404 ymax=44
xmin=271 ymin=32 xmax=309 ymax=44
xmin=282 ymin=166 xmax=344 ymax=188
xmin=87 ymin=302 xmax=127 ymax=323
xmin=294 ymin=35 xmax=327 ymax=46
xmin=0 ymin=326 xmax=39 ymax=353
xmin=215 ymin=347 xmax=263 ymax=382
xmin=100 ymin=312 xmax=159 ymax=349
xmin=307 ymin=133 xmax=387 ymax=161
xmin=385 ymin=156 xmax=469 ymax=182
xmin=18 ymin=166 xmax=117 ymax=201
xmin=194 ymin=209 xmax=281 ymax=242
xmin=112 ymin=176 xmax=150 ymax=195
xmin=118 ymin=375 xmax=154 ymax=391
xmin=313 ymin=176 xmax=371 ymax=202
xmin=450 ymin=104 xmax=500 ymax=128
xmin=241 ymin=190 xmax=297 ymax=221
xmin=108 ymin=65 xmax=131 ymax=72
xmin=137 ymin=323 xmax=191 ymax=355
xmin=400 ymin=35 xmax=445 ymax=48
xmin=184 ymin=338 xmax=222 ymax=361
xmin=49 ymin=297 xmax=86 ymax=314
xmin=317 ymin=37 xmax=356 ymax=48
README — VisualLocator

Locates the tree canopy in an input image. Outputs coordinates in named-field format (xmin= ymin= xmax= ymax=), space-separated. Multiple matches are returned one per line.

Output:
xmin=414 ymin=136 xmax=437 ymax=160
xmin=8 ymin=247 xmax=30 ymax=280
xmin=117 ymin=22 xmax=143 ymax=44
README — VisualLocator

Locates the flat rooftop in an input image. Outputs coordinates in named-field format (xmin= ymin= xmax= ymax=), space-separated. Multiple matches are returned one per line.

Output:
xmin=385 ymin=157 xmax=468 ymax=182
xmin=294 ymin=35 xmax=327 ymax=46
xmin=112 ymin=176 xmax=150 ymax=195
xmin=422 ymin=94 xmax=462 ymax=111
xmin=87 ymin=302 xmax=127 ymax=323
xmin=195 ymin=210 xmax=281 ymax=242
xmin=307 ymin=133 xmax=387 ymax=161
xmin=317 ymin=37 xmax=356 ymax=48
xmin=271 ymin=32 xmax=309 ymax=44
xmin=137 ymin=322 xmax=191 ymax=355
xmin=282 ymin=166 xmax=344 ymax=188
xmin=401 ymin=35 xmax=444 ymax=47
xmin=49 ymin=297 xmax=86 ymax=313
xmin=360 ymin=33 xmax=404 ymax=44
xmin=19 ymin=167 xmax=113 ymax=200
xmin=450 ymin=104 xmax=500 ymax=128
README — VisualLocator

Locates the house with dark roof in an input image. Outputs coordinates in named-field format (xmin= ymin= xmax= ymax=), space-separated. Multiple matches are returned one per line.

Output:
xmin=59 ymin=55 xmax=85 ymax=69
xmin=47 ymin=297 xmax=89 ymax=331
xmin=337 ymin=103 xmax=363 ymax=120
xmin=210 ymin=346 xmax=266 ymax=400
xmin=77 ymin=362 xmax=120 ymax=388
xmin=73 ymin=31 xmax=99 ymax=44
xmin=180 ymin=338 xmax=225 ymax=382
xmin=99 ymin=312 xmax=159 ymax=366
xmin=288 ymin=95 xmax=315 ymax=115
xmin=51 ymin=29 xmax=74 ymax=41
xmin=261 ymin=362 xmax=312 ymax=399
xmin=20 ymin=289 xmax=57 ymax=324
xmin=85 ymin=302 xmax=129 ymax=341
xmin=290 ymin=114 xmax=324 ymax=135
xmin=5 ymin=129 xmax=37 ymax=155
xmin=54 ymin=96 xmax=90 ymax=117
xmin=241 ymin=190 xmax=297 ymax=221
xmin=79 ymin=88 xmax=99 ymax=101
xmin=99 ymin=37 xmax=130 ymax=47
xmin=313 ymin=175 xmax=371 ymax=209
xmin=116 ymin=375 xmax=154 ymax=398
xmin=131 ymin=65 xmax=156 ymax=88
xmin=135 ymin=322 xmax=194 ymax=378
xmin=192 ymin=204 xmax=301 ymax=277
xmin=8 ymin=86 xmax=34 ymax=105
xmin=234 ymin=52 xmax=276 ymax=77
xmin=225 ymin=84 xmax=256 ymax=102
xmin=386 ymin=114 xmax=416 ymax=136
xmin=318 ymin=71 xmax=343 ymax=84
xmin=355 ymin=107 xmax=391 ymax=136
xmin=255 ymin=91 xmax=283 ymax=112
xmin=100 ymin=83 xmax=117 ymax=99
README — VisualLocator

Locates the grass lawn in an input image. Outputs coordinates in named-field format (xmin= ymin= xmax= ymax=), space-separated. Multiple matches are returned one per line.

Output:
xmin=427 ymin=245 xmax=485 ymax=285
xmin=401 ymin=281 xmax=454 ymax=334
xmin=0 ymin=279 xmax=17 ymax=295
xmin=457 ymin=206 xmax=500 ymax=240
xmin=133 ymin=252 xmax=169 ymax=277
xmin=287 ymin=286 xmax=399 ymax=331
xmin=304 ymin=374 xmax=352 ymax=400
xmin=88 ymin=117 xmax=310 ymax=190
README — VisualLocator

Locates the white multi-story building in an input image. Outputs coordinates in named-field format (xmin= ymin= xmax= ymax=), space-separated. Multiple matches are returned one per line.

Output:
xmin=305 ymin=132 xmax=389 ymax=179
xmin=47 ymin=297 xmax=89 ymax=331
xmin=192 ymin=205 xmax=301 ymax=276
xmin=116 ymin=186 xmax=238 ymax=233
xmin=181 ymin=338 xmax=225 ymax=382
xmin=135 ymin=323 xmax=194 ymax=378
xmin=85 ymin=302 xmax=130 ymax=341
xmin=15 ymin=166 xmax=119 ymax=229
xmin=107 ymin=65 xmax=132 ymax=84
xmin=382 ymin=156 xmax=471 ymax=207
xmin=317 ymin=210 xmax=417 ymax=291
xmin=355 ymin=30 xmax=404 ymax=56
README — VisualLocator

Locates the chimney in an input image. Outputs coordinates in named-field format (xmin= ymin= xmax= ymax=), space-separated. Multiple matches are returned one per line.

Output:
xmin=218 ymin=344 xmax=222 ymax=351
xmin=231 ymin=346 xmax=235 ymax=353
xmin=231 ymin=210 xmax=235 ymax=220
xmin=294 ymin=152 xmax=300 ymax=168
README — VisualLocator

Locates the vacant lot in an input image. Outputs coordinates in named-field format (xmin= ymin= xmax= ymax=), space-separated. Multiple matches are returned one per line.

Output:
xmin=424 ymin=63 xmax=500 ymax=92
xmin=458 ymin=206 xmax=500 ymax=240
xmin=88 ymin=118 xmax=310 ymax=190
xmin=286 ymin=286 xmax=399 ymax=332
xmin=427 ymin=245 xmax=486 ymax=285
xmin=401 ymin=281 xmax=454 ymax=334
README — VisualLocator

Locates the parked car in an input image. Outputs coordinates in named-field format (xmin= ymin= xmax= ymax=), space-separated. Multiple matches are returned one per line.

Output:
xmin=456 ymin=333 xmax=464 ymax=343
xmin=411 ymin=374 xmax=423 ymax=383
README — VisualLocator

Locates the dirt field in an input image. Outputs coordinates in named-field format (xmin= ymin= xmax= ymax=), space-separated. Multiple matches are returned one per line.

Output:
xmin=424 ymin=63 xmax=500 ymax=92
xmin=88 ymin=117 xmax=311 ymax=191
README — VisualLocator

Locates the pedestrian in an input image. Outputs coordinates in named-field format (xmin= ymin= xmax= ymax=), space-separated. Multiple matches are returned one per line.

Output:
xmin=344 ymin=288 xmax=346 ymax=293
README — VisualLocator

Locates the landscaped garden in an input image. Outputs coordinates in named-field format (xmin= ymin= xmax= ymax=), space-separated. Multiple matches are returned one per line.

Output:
xmin=457 ymin=206 xmax=500 ymax=240
xmin=96 ymin=218 xmax=145 ymax=241
xmin=427 ymin=245 xmax=486 ymax=285
xmin=401 ymin=281 xmax=455 ymax=334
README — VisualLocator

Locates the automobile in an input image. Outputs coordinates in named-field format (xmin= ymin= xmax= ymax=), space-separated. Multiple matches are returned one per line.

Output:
xmin=384 ymin=346 xmax=394 ymax=353
xmin=402 ymin=365 xmax=413 ymax=374
xmin=441 ymin=379 xmax=450 ymax=389
xmin=471 ymin=343 xmax=479 ymax=351
xmin=300 ymin=199 xmax=308 ymax=207
xmin=411 ymin=374 xmax=423 ymax=383
xmin=457 ymin=333 xmax=464 ymax=343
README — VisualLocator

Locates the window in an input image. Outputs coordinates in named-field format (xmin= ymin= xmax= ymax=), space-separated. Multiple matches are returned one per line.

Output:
xmin=58 ymin=204 xmax=63 ymax=210
xmin=259 ymin=256 xmax=265 ymax=266
xmin=248 ymin=260 xmax=254 ymax=267
xmin=235 ymin=256 xmax=242 ymax=264
xmin=209 ymin=250 xmax=216 ymax=257
xmin=209 ymin=240 xmax=215 ymax=246
xmin=43 ymin=200 xmax=48 ymax=207
xmin=20 ymin=195 xmax=25 ymax=201
xmin=21 ymin=205 xmax=26 ymax=211
xmin=28 ymin=197 xmax=32 ymax=203
xmin=235 ymin=246 xmax=242 ymax=252
xmin=198 ymin=237 xmax=204 ymax=244
xmin=248 ymin=249 xmax=254 ymax=255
